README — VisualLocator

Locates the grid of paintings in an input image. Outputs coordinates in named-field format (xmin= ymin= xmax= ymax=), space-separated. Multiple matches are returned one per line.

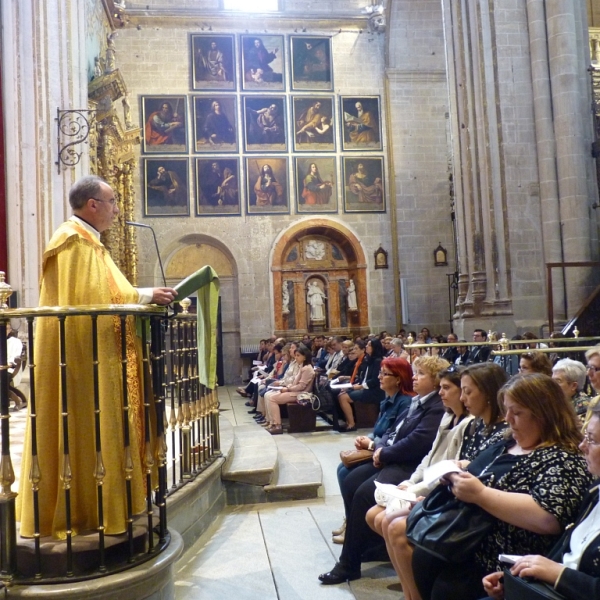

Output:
xmin=141 ymin=34 xmax=385 ymax=217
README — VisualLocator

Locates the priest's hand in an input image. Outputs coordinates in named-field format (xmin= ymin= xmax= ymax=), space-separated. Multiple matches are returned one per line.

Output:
xmin=152 ymin=287 xmax=178 ymax=305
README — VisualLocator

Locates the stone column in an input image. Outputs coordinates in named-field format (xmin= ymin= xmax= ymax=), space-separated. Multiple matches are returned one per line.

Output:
xmin=525 ymin=0 xmax=564 ymax=319
xmin=442 ymin=0 xmax=514 ymax=321
xmin=1 ymin=0 xmax=90 ymax=306
xmin=546 ymin=0 xmax=598 ymax=313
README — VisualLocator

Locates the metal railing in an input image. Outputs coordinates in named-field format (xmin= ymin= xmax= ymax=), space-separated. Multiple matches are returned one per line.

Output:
xmin=405 ymin=329 xmax=600 ymax=376
xmin=0 ymin=298 xmax=220 ymax=585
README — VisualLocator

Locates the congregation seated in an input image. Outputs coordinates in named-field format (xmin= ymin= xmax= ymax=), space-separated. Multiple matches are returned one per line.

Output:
xmin=482 ymin=400 xmax=600 ymax=600
xmin=261 ymin=344 xmax=315 ymax=435
xmin=331 ymin=357 xmax=416 ymax=543
xmin=399 ymin=374 xmax=591 ymax=600
xmin=372 ymin=363 xmax=509 ymax=599
xmin=337 ymin=339 xmax=386 ymax=431
xmin=318 ymin=355 xmax=450 ymax=585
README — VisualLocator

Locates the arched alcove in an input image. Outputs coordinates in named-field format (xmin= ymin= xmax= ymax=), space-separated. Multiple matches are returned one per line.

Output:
xmin=164 ymin=236 xmax=241 ymax=385
xmin=272 ymin=219 xmax=369 ymax=337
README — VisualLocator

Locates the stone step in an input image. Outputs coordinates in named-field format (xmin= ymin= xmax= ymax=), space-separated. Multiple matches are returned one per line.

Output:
xmin=222 ymin=425 xmax=322 ymax=505
xmin=264 ymin=434 xmax=322 ymax=502
xmin=221 ymin=424 xmax=277 ymax=486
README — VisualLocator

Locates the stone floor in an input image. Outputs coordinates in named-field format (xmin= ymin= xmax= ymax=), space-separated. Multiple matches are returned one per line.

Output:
xmin=3 ymin=381 xmax=403 ymax=599
xmin=173 ymin=387 xmax=402 ymax=600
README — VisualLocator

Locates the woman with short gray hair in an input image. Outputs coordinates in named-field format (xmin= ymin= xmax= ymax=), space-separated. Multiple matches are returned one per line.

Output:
xmin=552 ymin=358 xmax=591 ymax=420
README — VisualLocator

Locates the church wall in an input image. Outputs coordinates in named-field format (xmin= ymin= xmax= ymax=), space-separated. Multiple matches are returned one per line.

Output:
xmin=114 ymin=15 xmax=396 ymax=352
xmin=386 ymin=1 xmax=457 ymax=335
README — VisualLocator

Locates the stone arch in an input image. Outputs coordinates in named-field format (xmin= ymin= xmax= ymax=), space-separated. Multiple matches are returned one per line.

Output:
xmin=164 ymin=234 xmax=240 ymax=385
xmin=272 ymin=219 xmax=369 ymax=337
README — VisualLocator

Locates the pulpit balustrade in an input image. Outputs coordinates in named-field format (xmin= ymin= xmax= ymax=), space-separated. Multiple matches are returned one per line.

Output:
xmin=0 ymin=300 xmax=219 ymax=586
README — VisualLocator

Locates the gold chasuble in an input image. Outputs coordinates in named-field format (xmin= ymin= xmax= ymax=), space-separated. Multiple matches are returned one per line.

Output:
xmin=17 ymin=220 xmax=149 ymax=539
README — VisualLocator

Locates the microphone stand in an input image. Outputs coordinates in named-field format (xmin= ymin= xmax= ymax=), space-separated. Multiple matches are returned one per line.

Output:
xmin=125 ymin=221 xmax=167 ymax=287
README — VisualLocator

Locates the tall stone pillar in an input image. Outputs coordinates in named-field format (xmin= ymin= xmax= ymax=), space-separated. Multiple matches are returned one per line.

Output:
xmin=443 ymin=0 xmax=597 ymax=331
xmin=545 ymin=0 xmax=598 ymax=314
xmin=443 ymin=0 xmax=514 ymax=321
xmin=1 ymin=0 xmax=90 ymax=306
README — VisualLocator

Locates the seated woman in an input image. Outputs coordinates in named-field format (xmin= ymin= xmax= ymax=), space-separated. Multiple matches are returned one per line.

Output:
xmin=377 ymin=362 xmax=510 ymax=600
xmin=332 ymin=357 xmax=416 ymax=544
xmin=318 ymin=355 xmax=450 ymax=585
xmin=254 ymin=342 xmax=298 ymax=424
xmin=338 ymin=338 xmax=386 ymax=431
xmin=552 ymin=358 xmax=592 ymax=421
xmin=409 ymin=373 xmax=592 ymax=600
xmin=263 ymin=344 xmax=315 ymax=435
xmin=252 ymin=343 xmax=290 ymax=413
xmin=482 ymin=401 xmax=600 ymax=600
xmin=519 ymin=350 xmax=553 ymax=376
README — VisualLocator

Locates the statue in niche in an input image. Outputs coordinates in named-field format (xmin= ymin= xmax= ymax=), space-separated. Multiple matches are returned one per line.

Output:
xmin=282 ymin=282 xmax=290 ymax=314
xmin=347 ymin=279 xmax=358 ymax=311
xmin=307 ymin=280 xmax=327 ymax=321
xmin=105 ymin=33 xmax=117 ymax=74
xmin=122 ymin=95 xmax=132 ymax=128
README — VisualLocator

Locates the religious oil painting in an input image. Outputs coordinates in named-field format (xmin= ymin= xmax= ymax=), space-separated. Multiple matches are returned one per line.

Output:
xmin=292 ymin=96 xmax=335 ymax=152
xmin=242 ymin=96 xmax=288 ymax=152
xmin=342 ymin=157 xmax=386 ymax=213
xmin=193 ymin=96 xmax=238 ymax=153
xmin=290 ymin=36 xmax=333 ymax=91
xmin=294 ymin=157 xmax=338 ymax=214
xmin=246 ymin=157 xmax=290 ymax=215
xmin=191 ymin=34 xmax=236 ymax=90
xmin=143 ymin=158 xmax=190 ymax=217
xmin=196 ymin=158 xmax=241 ymax=216
xmin=141 ymin=96 xmax=188 ymax=154
xmin=340 ymin=96 xmax=382 ymax=151
xmin=241 ymin=34 xmax=285 ymax=91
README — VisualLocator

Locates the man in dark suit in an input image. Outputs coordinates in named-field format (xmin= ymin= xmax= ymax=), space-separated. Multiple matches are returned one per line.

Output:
xmin=467 ymin=329 xmax=491 ymax=364
xmin=440 ymin=332 xmax=459 ymax=364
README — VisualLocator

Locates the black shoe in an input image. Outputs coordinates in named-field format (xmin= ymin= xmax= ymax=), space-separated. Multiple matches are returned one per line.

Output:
xmin=344 ymin=426 xmax=357 ymax=433
xmin=256 ymin=417 xmax=266 ymax=424
xmin=248 ymin=408 xmax=257 ymax=414
xmin=318 ymin=563 xmax=360 ymax=585
xmin=245 ymin=400 xmax=255 ymax=407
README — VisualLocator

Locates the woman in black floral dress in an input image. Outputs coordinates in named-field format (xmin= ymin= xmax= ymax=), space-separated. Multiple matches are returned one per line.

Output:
xmin=411 ymin=373 xmax=592 ymax=600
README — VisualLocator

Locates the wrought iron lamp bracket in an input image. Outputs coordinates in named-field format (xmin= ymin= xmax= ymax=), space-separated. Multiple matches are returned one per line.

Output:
xmin=56 ymin=108 xmax=97 ymax=174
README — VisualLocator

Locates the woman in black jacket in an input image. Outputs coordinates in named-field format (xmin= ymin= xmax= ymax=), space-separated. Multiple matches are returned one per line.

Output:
xmin=338 ymin=339 xmax=386 ymax=431
xmin=319 ymin=355 xmax=450 ymax=585
xmin=482 ymin=400 xmax=600 ymax=600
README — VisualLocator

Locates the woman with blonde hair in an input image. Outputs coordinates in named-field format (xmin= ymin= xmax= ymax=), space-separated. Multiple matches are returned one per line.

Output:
xmin=319 ymin=355 xmax=450 ymax=585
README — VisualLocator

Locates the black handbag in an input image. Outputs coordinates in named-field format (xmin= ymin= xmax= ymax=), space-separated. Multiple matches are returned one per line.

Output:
xmin=503 ymin=569 xmax=566 ymax=600
xmin=405 ymin=472 xmax=495 ymax=563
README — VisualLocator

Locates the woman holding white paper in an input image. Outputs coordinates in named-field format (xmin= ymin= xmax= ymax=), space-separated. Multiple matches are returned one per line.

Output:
xmin=409 ymin=374 xmax=591 ymax=600
xmin=372 ymin=363 xmax=509 ymax=600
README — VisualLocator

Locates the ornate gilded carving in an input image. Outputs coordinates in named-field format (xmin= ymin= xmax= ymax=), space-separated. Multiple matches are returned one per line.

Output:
xmin=88 ymin=68 xmax=141 ymax=284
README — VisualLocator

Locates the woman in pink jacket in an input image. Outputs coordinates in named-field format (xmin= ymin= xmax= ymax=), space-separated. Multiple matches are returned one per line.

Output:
xmin=264 ymin=344 xmax=315 ymax=435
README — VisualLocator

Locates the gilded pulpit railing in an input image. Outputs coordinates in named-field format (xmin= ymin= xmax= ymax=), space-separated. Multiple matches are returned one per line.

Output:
xmin=0 ymin=286 xmax=220 ymax=585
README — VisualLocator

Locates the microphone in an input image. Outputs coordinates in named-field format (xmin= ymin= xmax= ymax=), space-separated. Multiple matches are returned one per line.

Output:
xmin=125 ymin=221 xmax=167 ymax=287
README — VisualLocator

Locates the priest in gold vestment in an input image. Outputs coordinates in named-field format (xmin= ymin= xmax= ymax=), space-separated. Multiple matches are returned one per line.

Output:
xmin=17 ymin=176 xmax=177 ymax=539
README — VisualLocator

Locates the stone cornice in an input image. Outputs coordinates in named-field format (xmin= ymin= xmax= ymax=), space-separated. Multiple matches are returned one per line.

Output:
xmin=385 ymin=68 xmax=446 ymax=83
xmin=120 ymin=8 xmax=369 ymax=30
